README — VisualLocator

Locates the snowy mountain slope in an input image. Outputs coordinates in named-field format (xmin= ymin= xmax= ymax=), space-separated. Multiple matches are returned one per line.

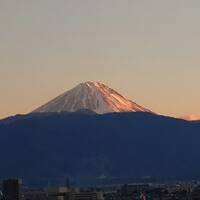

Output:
xmin=33 ymin=81 xmax=152 ymax=114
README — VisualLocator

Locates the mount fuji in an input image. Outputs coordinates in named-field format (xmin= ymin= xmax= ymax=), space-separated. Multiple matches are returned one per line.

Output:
xmin=33 ymin=81 xmax=152 ymax=114
xmin=1 ymin=82 xmax=200 ymax=186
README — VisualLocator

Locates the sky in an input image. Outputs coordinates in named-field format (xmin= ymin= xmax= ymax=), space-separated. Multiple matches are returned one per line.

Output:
xmin=0 ymin=0 xmax=200 ymax=119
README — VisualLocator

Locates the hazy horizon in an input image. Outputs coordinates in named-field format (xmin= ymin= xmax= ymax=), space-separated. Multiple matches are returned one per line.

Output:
xmin=0 ymin=0 xmax=200 ymax=119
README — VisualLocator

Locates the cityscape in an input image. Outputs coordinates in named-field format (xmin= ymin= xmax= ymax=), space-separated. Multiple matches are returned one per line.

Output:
xmin=1 ymin=178 xmax=200 ymax=200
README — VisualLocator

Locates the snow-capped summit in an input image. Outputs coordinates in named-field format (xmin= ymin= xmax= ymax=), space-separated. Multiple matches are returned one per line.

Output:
xmin=33 ymin=81 xmax=152 ymax=114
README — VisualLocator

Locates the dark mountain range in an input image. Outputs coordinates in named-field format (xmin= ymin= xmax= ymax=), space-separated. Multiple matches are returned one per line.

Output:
xmin=0 ymin=112 xmax=200 ymax=186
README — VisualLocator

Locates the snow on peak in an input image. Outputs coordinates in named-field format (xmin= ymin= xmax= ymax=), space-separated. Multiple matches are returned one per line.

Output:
xmin=33 ymin=81 xmax=153 ymax=114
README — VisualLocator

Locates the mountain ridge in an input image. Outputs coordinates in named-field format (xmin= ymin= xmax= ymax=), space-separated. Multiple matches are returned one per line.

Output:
xmin=0 ymin=112 xmax=200 ymax=186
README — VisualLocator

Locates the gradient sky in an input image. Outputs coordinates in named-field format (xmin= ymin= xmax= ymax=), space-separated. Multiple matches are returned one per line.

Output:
xmin=0 ymin=0 xmax=200 ymax=119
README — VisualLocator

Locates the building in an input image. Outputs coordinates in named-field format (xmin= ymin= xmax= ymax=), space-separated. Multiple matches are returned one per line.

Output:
xmin=66 ymin=192 xmax=104 ymax=200
xmin=24 ymin=187 xmax=69 ymax=200
xmin=2 ymin=179 xmax=22 ymax=200
xmin=24 ymin=189 xmax=48 ymax=200
xmin=191 ymin=186 xmax=200 ymax=200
